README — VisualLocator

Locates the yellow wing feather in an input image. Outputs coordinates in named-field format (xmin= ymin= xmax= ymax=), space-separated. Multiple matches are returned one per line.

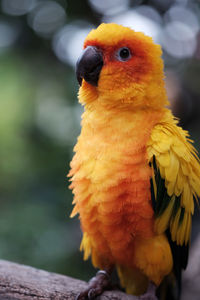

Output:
xmin=147 ymin=110 xmax=200 ymax=246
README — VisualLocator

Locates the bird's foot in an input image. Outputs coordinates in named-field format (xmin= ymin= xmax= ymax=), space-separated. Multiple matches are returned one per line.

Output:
xmin=75 ymin=270 xmax=112 ymax=300
xmin=139 ymin=282 xmax=158 ymax=300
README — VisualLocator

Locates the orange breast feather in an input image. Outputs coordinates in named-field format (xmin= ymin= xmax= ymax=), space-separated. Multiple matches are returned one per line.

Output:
xmin=69 ymin=107 xmax=163 ymax=267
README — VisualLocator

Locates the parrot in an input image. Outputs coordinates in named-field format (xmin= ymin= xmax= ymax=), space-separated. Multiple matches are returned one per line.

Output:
xmin=68 ymin=23 xmax=200 ymax=300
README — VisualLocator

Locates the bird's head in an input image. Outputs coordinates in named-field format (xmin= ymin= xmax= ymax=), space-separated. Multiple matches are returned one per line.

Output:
xmin=76 ymin=23 xmax=168 ymax=110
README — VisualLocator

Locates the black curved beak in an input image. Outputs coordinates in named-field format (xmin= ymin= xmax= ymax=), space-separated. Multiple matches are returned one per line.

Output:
xmin=76 ymin=46 xmax=103 ymax=86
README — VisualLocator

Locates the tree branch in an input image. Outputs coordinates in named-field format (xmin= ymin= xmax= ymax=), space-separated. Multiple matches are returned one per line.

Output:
xmin=0 ymin=260 xmax=137 ymax=300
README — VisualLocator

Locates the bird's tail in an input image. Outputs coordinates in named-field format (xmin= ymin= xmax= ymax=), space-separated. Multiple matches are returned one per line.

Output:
xmin=157 ymin=272 xmax=181 ymax=300
xmin=116 ymin=264 xmax=148 ymax=296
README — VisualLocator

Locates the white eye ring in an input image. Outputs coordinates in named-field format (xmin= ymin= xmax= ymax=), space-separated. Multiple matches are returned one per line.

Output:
xmin=116 ymin=47 xmax=131 ymax=62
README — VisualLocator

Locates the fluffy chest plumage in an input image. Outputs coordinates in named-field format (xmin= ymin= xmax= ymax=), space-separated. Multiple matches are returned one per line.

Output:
xmin=69 ymin=108 xmax=163 ymax=262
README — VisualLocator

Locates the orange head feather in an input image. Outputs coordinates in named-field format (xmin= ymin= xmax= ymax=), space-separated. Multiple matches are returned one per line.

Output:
xmin=77 ymin=23 xmax=168 ymax=110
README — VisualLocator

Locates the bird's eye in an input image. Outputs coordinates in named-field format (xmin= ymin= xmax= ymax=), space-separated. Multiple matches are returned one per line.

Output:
xmin=116 ymin=47 xmax=131 ymax=62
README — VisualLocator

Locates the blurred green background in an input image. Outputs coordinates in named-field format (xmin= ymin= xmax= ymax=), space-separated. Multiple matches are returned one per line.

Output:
xmin=0 ymin=0 xmax=200 ymax=284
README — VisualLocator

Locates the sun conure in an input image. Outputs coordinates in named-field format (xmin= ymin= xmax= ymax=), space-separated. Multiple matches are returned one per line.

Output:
xmin=68 ymin=23 xmax=200 ymax=300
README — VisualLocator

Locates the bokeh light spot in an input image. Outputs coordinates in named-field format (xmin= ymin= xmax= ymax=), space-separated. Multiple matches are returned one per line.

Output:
xmin=103 ymin=8 xmax=161 ymax=42
xmin=88 ymin=0 xmax=130 ymax=15
xmin=165 ymin=5 xmax=199 ymax=36
xmin=52 ymin=22 xmax=93 ymax=67
xmin=162 ymin=21 xmax=197 ymax=58
xmin=0 ymin=21 xmax=19 ymax=50
xmin=36 ymin=94 xmax=81 ymax=145
xmin=1 ymin=0 xmax=36 ymax=16
xmin=28 ymin=1 xmax=66 ymax=38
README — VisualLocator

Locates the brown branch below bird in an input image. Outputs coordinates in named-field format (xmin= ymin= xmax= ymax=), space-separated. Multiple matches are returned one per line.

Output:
xmin=0 ymin=259 xmax=138 ymax=300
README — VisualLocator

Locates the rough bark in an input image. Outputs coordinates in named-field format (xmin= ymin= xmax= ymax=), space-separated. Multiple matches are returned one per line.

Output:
xmin=0 ymin=260 xmax=137 ymax=300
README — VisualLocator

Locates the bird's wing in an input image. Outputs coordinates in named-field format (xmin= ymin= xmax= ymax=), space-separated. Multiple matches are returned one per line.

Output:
xmin=147 ymin=110 xmax=200 ymax=253
xmin=147 ymin=112 xmax=200 ymax=298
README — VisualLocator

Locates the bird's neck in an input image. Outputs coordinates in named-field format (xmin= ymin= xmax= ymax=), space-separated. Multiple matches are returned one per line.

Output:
xmin=81 ymin=105 xmax=166 ymax=140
